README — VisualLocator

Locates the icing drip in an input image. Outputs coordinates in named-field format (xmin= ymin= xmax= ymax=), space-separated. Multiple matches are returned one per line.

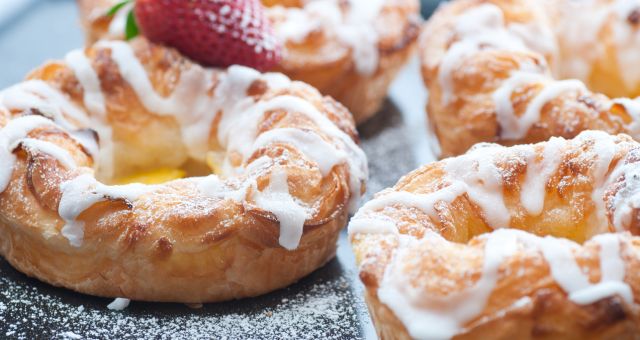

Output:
xmin=0 ymin=80 xmax=90 ymax=128
xmin=495 ymin=75 xmax=586 ymax=140
xmin=492 ymin=71 xmax=546 ymax=138
xmin=438 ymin=4 xmax=527 ymax=104
xmin=59 ymin=174 xmax=151 ymax=247
xmin=0 ymin=116 xmax=60 ymax=192
xmin=377 ymin=229 xmax=633 ymax=339
xmin=95 ymin=40 xmax=220 ymax=160
xmin=445 ymin=144 xmax=511 ymax=228
xmin=580 ymin=131 xmax=620 ymax=228
xmin=252 ymin=128 xmax=345 ymax=175
xmin=253 ymin=167 xmax=311 ymax=250
xmin=520 ymin=137 xmax=565 ymax=215
xmin=347 ymin=217 xmax=397 ymax=235
xmin=65 ymin=48 xmax=115 ymax=178
xmin=1 ymin=41 xmax=367 ymax=251
xmin=217 ymin=92 xmax=368 ymax=213
xmin=19 ymin=138 xmax=77 ymax=170
xmin=354 ymin=182 xmax=467 ymax=224
xmin=65 ymin=49 xmax=106 ymax=116
xmin=273 ymin=0 xmax=385 ymax=75
xmin=0 ymin=80 xmax=99 ymax=158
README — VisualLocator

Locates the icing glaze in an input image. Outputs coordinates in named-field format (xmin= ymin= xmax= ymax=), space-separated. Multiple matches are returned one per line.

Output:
xmin=1 ymin=39 xmax=366 ymax=250
xmin=520 ymin=137 xmax=565 ymax=215
xmin=271 ymin=0 xmax=385 ymax=75
xmin=0 ymin=116 xmax=60 ymax=192
xmin=19 ymin=138 xmax=77 ymax=170
xmin=253 ymin=167 xmax=311 ymax=250
xmin=59 ymin=174 xmax=151 ymax=247
xmin=376 ymin=229 xmax=633 ymax=339
xmin=438 ymin=4 xmax=527 ymax=104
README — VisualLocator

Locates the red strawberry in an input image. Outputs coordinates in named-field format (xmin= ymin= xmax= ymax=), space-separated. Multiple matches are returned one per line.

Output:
xmin=133 ymin=0 xmax=282 ymax=71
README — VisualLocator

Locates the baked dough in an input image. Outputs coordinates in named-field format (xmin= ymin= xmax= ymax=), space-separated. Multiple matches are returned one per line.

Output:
xmin=78 ymin=0 xmax=422 ymax=123
xmin=350 ymin=131 xmax=640 ymax=339
xmin=421 ymin=0 xmax=640 ymax=157
xmin=0 ymin=37 xmax=367 ymax=303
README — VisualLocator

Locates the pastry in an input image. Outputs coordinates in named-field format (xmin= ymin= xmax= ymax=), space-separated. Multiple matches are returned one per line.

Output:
xmin=421 ymin=0 xmax=640 ymax=157
xmin=78 ymin=0 xmax=422 ymax=124
xmin=0 ymin=37 xmax=367 ymax=303
xmin=350 ymin=131 xmax=640 ymax=339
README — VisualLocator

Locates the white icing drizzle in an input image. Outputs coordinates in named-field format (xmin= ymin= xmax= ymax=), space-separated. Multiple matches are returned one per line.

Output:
xmin=217 ymin=92 xmax=368 ymax=213
xmin=0 ymin=80 xmax=90 ymax=128
xmin=105 ymin=0 xmax=386 ymax=75
xmin=355 ymin=182 xmax=467 ymax=223
xmin=0 ymin=116 xmax=60 ymax=192
xmin=64 ymin=48 xmax=116 ymax=178
xmin=19 ymin=138 xmax=77 ymax=170
xmin=58 ymin=174 xmax=151 ymax=247
xmin=492 ymin=71 xmax=546 ymax=138
xmin=107 ymin=297 xmax=131 ymax=311
xmin=272 ymin=0 xmax=385 ymax=75
xmin=252 ymin=128 xmax=344 ymax=175
xmin=1 ymin=40 xmax=367 ymax=250
xmin=438 ymin=4 xmax=527 ymax=104
xmin=65 ymin=49 xmax=106 ymax=116
xmin=376 ymin=229 xmax=633 ymax=339
xmin=253 ymin=167 xmax=311 ymax=250
xmin=580 ymin=130 xmax=620 ymax=229
xmin=349 ymin=144 xmax=512 ymax=232
xmin=0 ymin=80 xmax=99 ymax=159
xmin=520 ymin=137 xmax=565 ymax=215
xmin=347 ymin=217 xmax=397 ymax=235
xmin=497 ymin=77 xmax=586 ymax=140
xmin=445 ymin=144 xmax=511 ymax=228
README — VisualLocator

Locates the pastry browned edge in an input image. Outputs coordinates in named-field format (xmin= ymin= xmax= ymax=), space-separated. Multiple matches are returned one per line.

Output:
xmin=78 ymin=0 xmax=422 ymax=124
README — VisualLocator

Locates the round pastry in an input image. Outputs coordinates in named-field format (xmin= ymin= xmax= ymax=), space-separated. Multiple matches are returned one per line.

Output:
xmin=421 ymin=0 xmax=640 ymax=157
xmin=350 ymin=131 xmax=640 ymax=339
xmin=78 ymin=0 xmax=422 ymax=124
xmin=0 ymin=37 xmax=367 ymax=303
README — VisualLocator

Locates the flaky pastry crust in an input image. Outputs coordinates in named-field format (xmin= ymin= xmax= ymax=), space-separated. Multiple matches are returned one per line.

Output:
xmin=350 ymin=132 xmax=640 ymax=339
xmin=78 ymin=0 xmax=422 ymax=124
xmin=0 ymin=38 xmax=366 ymax=303
xmin=421 ymin=0 xmax=640 ymax=157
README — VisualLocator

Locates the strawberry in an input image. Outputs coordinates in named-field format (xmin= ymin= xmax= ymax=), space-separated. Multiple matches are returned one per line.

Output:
xmin=109 ymin=0 xmax=282 ymax=71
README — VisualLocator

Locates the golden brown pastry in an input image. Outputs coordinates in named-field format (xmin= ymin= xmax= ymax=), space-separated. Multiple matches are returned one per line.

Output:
xmin=78 ymin=0 xmax=422 ymax=124
xmin=421 ymin=0 xmax=640 ymax=157
xmin=0 ymin=37 xmax=368 ymax=303
xmin=350 ymin=131 xmax=640 ymax=339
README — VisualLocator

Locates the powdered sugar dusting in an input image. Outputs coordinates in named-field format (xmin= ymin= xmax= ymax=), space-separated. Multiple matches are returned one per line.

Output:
xmin=0 ymin=233 xmax=371 ymax=339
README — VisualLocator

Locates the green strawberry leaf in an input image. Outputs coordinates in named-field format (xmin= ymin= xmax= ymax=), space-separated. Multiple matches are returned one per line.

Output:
xmin=106 ymin=0 xmax=133 ymax=17
xmin=125 ymin=10 xmax=140 ymax=40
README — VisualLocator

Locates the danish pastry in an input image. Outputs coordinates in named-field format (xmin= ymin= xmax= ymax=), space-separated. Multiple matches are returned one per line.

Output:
xmin=78 ymin=0 xmax=422 ymax=124
xmin=350 ymin=131 xmax=640 ymax=339
xmin=0 ymin=37 xmax=367 ymax=303
xmin=421 ymin=0 xmax=640 ymax=157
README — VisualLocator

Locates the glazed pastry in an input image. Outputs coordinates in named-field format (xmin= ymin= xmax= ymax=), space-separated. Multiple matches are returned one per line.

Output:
xmin=77 ymin=0 xmax=422 ymax=124
xmin=421 ymin=0 xmax=640 ymax=157
xmin=350 ymin=131 xmax=640 ymax=339
xmin=0 ymin=37 xmax=367 ymax=303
